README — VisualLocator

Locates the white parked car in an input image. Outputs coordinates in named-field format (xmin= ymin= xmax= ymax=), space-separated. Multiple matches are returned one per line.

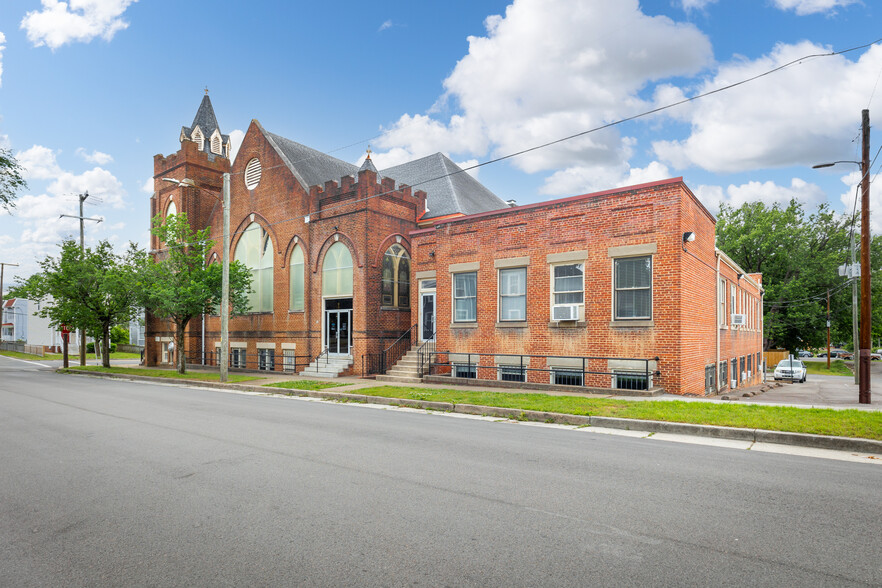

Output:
xmin=774 ymin=359 xmax=807 ymax=383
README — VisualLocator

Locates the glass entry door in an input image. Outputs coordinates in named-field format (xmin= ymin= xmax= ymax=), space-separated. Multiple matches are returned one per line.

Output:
xmin=420 ymin=292 xmax=435 ymax=342
xmin=325 ymin=298 xmax=353 ymax=356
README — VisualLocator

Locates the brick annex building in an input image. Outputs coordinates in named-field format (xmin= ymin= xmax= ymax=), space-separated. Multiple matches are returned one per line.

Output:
xmin=146 ymin=96 xmax=764 ymax=396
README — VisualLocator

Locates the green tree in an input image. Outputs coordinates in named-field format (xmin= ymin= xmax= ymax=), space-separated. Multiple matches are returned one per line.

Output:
xmin=0 ymin=148 xmax=28 ymax=212
xmin=30 ymin=240 xmax=144 ymax=367
xmin=139 ymin=213 xmax=252 ymax=374
xmin=716 ymin=200 xmax=852 ymax=353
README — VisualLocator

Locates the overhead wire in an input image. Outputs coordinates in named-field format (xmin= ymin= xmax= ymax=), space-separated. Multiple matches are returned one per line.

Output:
xmin=202 ymin=36 xmax=882 ymax=238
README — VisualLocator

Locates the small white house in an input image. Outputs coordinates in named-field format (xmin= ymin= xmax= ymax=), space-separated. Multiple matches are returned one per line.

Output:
xmin=1 ymin=298 xmax=66 ymax=350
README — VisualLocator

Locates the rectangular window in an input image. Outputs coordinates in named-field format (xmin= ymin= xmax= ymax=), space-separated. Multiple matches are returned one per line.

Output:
xmin=614 ymin=256 xmax=652 ymax=319
xmin=453 ymin=272 xmax=477 ymax=322
xmin=720 ymin=360 xmax=728 ymax=390
xmin=552 ymin=368 xmax=583 ymax=387
xmin=283 ymin=349 xmax=297 ymax=371
xmin=705 ymin=365 xmax=716 ymax=394
xmin=454 ymin=364 xmax=476 ymax=378
xmin=747 ymin=354 xmax=752 ymax=375
xmin=499 ymin=366 xmax=526 ymax=382
xmin=730 ymin=285 xmax=736 ymax=322
xmin=739 ymin=356 xmax=745 ymax=383
xmin=615 ymin=371 xmax=649 ymax=391
xmin=731 ymin=358 xmax=737 ymax=387
xmin=552 ymin=263 xmax=584 ymax=305
xmin=231 ymin=348 xmax=246 ymax=369
xmin=258 ymin=348 xmax=275 ymax=371
xmin=499 ymin=267 xmax=527 ymax=321
xmin=719 ymin=278 xmax=727 ymax=326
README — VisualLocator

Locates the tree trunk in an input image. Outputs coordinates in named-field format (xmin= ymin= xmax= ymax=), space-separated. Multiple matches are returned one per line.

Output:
xmin=101 ymin=323 xmax=111 ymax=368
xmin=176 ymin=322 xmax=186 ymax=374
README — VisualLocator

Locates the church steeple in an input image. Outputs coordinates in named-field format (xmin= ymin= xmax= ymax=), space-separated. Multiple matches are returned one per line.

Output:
xmin=358 ymin=145 xmax=379 ymax=175
xmin=179 ymin=91 xmax=231 ymax=159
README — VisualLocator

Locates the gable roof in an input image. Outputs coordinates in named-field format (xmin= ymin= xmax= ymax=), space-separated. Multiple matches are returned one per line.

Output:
xmin=380 ymin=153 xmax=507 ymax=219
xmin=256 ymin=123 xmax=507 ymax=219
xmin=258 ymin=122 xmax=359 ymax=190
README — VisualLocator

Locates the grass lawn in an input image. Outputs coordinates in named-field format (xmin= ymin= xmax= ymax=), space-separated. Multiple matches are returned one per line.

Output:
xmin=264 ymin=380 xmax=347 ymax=391
xmin=351 ymin=385 xmax=882 ymax=440
xmin=61 ymin=366 xmax=262 ymax=383
xmin=803 ymin=360 xmax=852 ymax=377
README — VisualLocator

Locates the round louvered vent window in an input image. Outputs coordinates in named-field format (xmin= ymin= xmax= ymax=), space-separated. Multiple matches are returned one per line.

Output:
xmin=244 ymin=158 xmax=262 ymax=190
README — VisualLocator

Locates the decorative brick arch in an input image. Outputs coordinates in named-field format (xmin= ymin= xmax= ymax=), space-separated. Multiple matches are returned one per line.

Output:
xmin=283 ymin=234 xmax=310 ymax=266
xmin=372 ymin=234 xmax=412 ymax=268
xmin=313 ymin=232 xmax=361 ymax=274
xmin=230 ymin=212 xmax=279 ymax=255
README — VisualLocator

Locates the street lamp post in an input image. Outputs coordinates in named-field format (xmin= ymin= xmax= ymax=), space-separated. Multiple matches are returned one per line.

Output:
xmin=813 ymin=109 xmax=872 ymax=404
xmin=161 ymin=175 xmax=231 ymax=383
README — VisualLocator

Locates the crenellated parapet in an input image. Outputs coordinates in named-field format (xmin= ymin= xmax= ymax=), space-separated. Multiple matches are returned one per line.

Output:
xmin=306 ymin=167 xmax=427 ymax=223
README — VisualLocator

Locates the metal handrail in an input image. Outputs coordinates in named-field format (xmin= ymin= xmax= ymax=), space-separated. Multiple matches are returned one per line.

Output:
xmin=362 ymin=324 xmax=418 ymax=376
xmin=416 ymin=332 xmax=436 ymax=378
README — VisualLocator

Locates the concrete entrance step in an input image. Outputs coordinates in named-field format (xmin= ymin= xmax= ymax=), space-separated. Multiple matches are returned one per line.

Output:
xmin=300 ymin=355 xmax=352 ymax=378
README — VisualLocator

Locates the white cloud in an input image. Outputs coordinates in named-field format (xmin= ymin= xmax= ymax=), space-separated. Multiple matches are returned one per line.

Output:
xmin=693 ymin=177 xmax=827 ymax=214
xmin=48 ymin=167 xmax=126 ymax=208
xmin=378 ymin=20 xmax=393 ymax=32
xmin=772 ymin=0 xmax=858 ymax=15
xmin=679 ymin=0 xmax=719 ymax=10
xmin=373 ymin=0 xmax=712 ymax=177
xmin=541 ymin=160 xmax=671 ymax=196
xmin=653 ymin=41 xmax=882 ymax=173
xmin=75 ymin=147 xmax=113 ymax=165
xmin=20 ymin=0 xmax=138 ymax=50
xmin=228 ymin=129 xmax=245 ymax=163
xmin=16 ymin=145 xmax=63 ymax=179
xmin=0 ymin=32 xmax=6 ymax=88
xmin=141 ymin=177 xmax=153 ymax=194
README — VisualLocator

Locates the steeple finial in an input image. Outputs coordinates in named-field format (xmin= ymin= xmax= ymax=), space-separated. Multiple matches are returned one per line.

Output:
xmin=204 ymin=86 xmax=209 ymax=95
xmin=365 ymin=145 xmax=372 ymax=160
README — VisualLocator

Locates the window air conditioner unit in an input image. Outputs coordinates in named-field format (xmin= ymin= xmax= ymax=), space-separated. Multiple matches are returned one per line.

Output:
xmin=731 ymin=314 xmax=746 ymax=326
xmin=731 ymin=379 xmax=737 ymax=389
xmin=553 ymin=305 xmax=579 ymax=321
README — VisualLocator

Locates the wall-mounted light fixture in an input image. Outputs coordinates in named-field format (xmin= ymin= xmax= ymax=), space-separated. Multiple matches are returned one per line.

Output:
xmin=682 ymin=231 xmax=695 ymax=251
xmin=429 ymin=251 xmax=435 ymax=258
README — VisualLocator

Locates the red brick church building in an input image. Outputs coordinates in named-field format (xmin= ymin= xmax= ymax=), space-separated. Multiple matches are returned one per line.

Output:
xmin=146 ymin=96 xmax=764 ymax=396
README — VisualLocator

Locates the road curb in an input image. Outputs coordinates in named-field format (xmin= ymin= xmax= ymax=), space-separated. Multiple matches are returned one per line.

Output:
xmin=60 ymin=369 xmax=882 ymax=455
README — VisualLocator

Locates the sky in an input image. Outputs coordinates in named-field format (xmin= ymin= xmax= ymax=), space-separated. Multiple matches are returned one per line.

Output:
xmin=0 ymin=0 xmax=881 ymax=282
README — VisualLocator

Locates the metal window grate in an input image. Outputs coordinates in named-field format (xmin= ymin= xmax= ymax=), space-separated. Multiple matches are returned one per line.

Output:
xmin=553 ymin=369 xmax=584 ymax=387
xmin=499 ymin=366 xmax=526 ymax=382
xmin=615 ymin=372 xmax=648 ymax=391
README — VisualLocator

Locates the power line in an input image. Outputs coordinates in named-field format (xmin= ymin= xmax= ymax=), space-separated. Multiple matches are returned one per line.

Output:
xmin=217 ymin=36 xmax=882 ymax=233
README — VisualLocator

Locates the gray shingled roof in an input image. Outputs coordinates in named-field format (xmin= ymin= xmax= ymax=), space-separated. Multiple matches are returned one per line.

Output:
xmin=181 ymin=95 xmax=230 ymax=154
xmin=258 ymin=123 xmax=506 ymax=218
xmin=359 ymin=156 xmax=379 ymax=176
xmin=259 ymin=123 xmax=359 ymax=190
xmin=380 ymin=153 xmax=507 ymax=219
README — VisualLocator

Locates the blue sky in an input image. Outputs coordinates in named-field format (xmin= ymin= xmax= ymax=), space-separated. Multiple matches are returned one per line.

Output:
xmin=0 ymin=0 xmax=880 ymax=281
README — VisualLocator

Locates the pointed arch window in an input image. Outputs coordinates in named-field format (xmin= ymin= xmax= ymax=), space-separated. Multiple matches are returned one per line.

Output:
xmin=211 ymin=134 xmax=222 ymax=155
xmin=165 ymin=200 xmax=177 ymax=218
xmin=322 ymin=242 xmax=353 ymax=297
xmin=381 ymin=243 xmax=410 ymax=308
xmin=235 ymin=222 xmax=274 ymax=312
xmin=192 ymin=128 xmax=204 ymax=150
xmin=289 ymin=244 xmax=305 ymax=311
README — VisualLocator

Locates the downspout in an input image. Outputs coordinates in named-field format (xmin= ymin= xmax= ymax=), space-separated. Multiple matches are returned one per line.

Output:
xmin=201 ymin=313 xmax=205 ymax=365
xmin=715 ymin=247 xmax=721 ymax=391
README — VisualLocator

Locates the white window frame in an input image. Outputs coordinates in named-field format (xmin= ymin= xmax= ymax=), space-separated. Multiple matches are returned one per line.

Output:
xmin=258 ymin=348 xmax=275 ymax=371
xmin=719 ymin=278 xmax=726 ymax=327
xmin=453 ymin=272 xmax=477 ymax=323
xmin=551 ymin=367 xmax=584 ymax=387
xmin=550 ymin=262 xmax=584 ymax=321
xmin=613 ymin=255 xmax=652 ymax=320
xmin=498 ymin=365 xmax=526 ymax=382
xmin=498 ymin=267 xmax=527 ymax=322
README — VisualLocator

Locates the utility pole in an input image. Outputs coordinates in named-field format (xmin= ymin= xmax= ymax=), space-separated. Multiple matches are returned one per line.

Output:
xmin=827 ymin=290 xmax=830 ymax=370
xmin=859 ymin=109 xmax=872 ymax=404
xmin=0 ymin=262 xmax=20 ymax=344
xmin=220 ymin=172 xmax=230 ymax=383
xmin=851 ymin=230 xmax=859 ymax=385
xmin=60 ymin=191 xmax=102 ymax=366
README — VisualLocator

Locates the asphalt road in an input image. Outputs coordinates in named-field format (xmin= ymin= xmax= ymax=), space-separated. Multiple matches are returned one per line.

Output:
xmin=1 ymin=357 xmax=880 ymax=587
